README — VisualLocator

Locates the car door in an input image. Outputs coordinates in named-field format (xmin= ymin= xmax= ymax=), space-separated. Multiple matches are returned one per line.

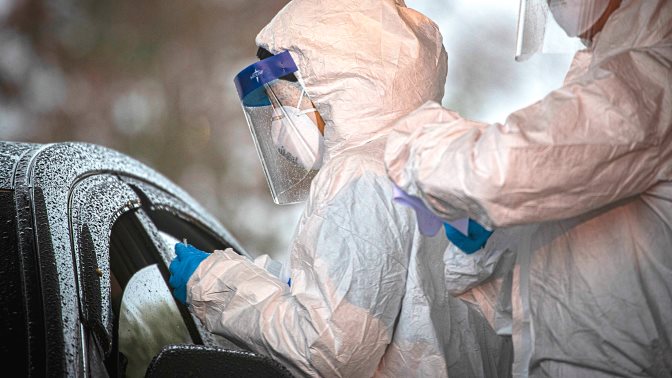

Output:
xmin=0 ymin=141 xmax=293 ymax=378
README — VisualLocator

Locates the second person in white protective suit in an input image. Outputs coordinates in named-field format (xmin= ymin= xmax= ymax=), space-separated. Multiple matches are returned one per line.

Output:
xmin=172 ymin=0 xmax=513 ymax=377
xmin=385 ymin=0 xmax=672 ymax=376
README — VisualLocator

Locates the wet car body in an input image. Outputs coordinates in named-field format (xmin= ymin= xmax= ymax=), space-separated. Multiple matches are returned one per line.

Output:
xmin=0 ymin=141 xmax=293 ymax=377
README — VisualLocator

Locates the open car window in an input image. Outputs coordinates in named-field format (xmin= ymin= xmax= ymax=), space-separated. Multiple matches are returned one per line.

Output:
xmin=116 ymin=230 xmax=224 ymax=378
xmin=118 ymin=263 xmax=192 ymax=378
xmin=104 ymin=188 xmax=244 ymax=377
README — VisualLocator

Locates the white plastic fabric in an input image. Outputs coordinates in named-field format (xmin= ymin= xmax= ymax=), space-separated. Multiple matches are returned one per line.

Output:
xmin=385 ymin=1 xmax=672 ymax=376
xmin=185 ymin=0 xmax=512 ymax=376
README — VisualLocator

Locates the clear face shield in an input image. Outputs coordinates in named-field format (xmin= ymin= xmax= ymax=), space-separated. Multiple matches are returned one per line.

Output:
xmin=234 ymin=51 xmax=325 ymax=204
xmin=515 ymin=0 xmax=608 ymax=61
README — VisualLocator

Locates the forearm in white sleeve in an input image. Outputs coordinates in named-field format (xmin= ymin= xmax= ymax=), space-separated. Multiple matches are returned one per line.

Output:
xmin=386 ymin=48 xmax=671 ymax=227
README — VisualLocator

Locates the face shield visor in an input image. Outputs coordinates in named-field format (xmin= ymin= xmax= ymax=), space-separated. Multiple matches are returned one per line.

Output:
xmin=234 ymin=51 xmax=325 ymax=204
xmin=515 ymin=0 xmax=605 ymax=61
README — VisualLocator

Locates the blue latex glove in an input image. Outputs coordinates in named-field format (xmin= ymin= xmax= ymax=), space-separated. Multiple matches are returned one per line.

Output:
xmin=169 ymin=243 xmax=209 ymax=304
xmin=444 ymin=219 xmax=493 ymax=254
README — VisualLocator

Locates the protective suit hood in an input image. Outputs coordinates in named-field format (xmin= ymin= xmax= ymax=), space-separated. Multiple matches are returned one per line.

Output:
xmin=256 ymin=0 xmax=448 ymax=160
xmin=591 ymin=0 xmax=672 ymax=61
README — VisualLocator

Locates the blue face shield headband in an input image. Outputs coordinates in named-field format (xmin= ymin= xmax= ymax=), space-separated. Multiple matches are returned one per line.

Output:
xmin=234 ymin=50 xmax=299 ymax=107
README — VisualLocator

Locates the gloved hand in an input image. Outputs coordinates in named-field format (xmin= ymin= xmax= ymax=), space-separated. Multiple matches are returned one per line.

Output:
xmin=444 ymin=219 xmax=493 ymax=254
xmin=169 ymin=243 xmax=209 ymax=304
xmin=392 ymin=185 xmax=470 ymax=238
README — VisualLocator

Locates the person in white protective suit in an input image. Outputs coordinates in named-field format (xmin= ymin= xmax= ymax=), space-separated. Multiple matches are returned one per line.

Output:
xmin=384 ymin=0 xmax=672 ymax=376
xmin=171 ymin=0 xmax=515 ymax=377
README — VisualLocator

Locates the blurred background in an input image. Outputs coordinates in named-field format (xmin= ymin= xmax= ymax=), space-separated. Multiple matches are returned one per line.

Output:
xmin=0 ymin=0 xmax=577 ymax=261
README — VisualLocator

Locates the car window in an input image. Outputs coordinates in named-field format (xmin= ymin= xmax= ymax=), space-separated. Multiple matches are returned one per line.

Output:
xmin=107 ymin=209 xmax=198 ymax=378
xmin=118 ymin=262 xmax=192 ymax=378
xmin=108 ymin=203 xmax=243 ymax=377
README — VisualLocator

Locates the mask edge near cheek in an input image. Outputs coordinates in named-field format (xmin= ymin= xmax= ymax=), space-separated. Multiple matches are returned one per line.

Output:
xmin=271 ymin=106 xmax=324 ymax=171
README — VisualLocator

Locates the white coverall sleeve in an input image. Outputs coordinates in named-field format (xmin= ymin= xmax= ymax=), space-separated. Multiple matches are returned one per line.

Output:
xmin=385 ymin=46 xmax=672 ymax=228
xmin=186 ymin=174 xmax=410 ymax=378
xmin=187 ymin=249 xmax=333 ymax=376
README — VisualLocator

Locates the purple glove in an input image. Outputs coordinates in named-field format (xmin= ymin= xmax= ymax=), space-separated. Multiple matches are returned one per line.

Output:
xmin=392 ymin=185 xmax=469 ymax=236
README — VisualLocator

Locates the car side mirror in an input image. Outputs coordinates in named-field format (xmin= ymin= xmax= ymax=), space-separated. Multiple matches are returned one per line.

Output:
xmin=144 ymin=344 xmax=295 ymax=378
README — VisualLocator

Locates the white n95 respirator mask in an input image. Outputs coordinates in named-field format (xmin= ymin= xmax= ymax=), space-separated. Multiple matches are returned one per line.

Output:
xmin=271 ymin=102 xmax=324 ymax=171
xmin=234 ymin=50 xmax=325 ymax=204
xmin=548 ymin=0 xmax=610 ymax=37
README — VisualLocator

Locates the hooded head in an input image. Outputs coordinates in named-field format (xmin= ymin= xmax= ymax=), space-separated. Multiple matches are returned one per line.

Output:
xmin=256 ymin=0 xmax=448 ymax=158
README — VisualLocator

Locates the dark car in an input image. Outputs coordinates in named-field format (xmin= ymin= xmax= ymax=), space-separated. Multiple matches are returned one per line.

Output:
xmin=0 ymin=141 xmax=294 ymax=377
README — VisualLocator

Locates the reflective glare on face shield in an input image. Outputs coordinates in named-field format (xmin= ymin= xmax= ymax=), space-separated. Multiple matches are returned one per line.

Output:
xmin=234 ymin=51 xmax=324 ymax=205
xmin=515 ymin=0 xmax=589 ymax=61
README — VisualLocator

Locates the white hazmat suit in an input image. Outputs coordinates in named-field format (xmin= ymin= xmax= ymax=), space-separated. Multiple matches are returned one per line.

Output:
xmin=385 ymin=1 xmax=672 ymax=377
xmin=186 ymin=0 xmax=511 ymax=377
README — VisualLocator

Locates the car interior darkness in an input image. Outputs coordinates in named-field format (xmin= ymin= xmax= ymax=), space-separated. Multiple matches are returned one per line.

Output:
xmin=0 ymin=141 xmax=294 ymax=378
